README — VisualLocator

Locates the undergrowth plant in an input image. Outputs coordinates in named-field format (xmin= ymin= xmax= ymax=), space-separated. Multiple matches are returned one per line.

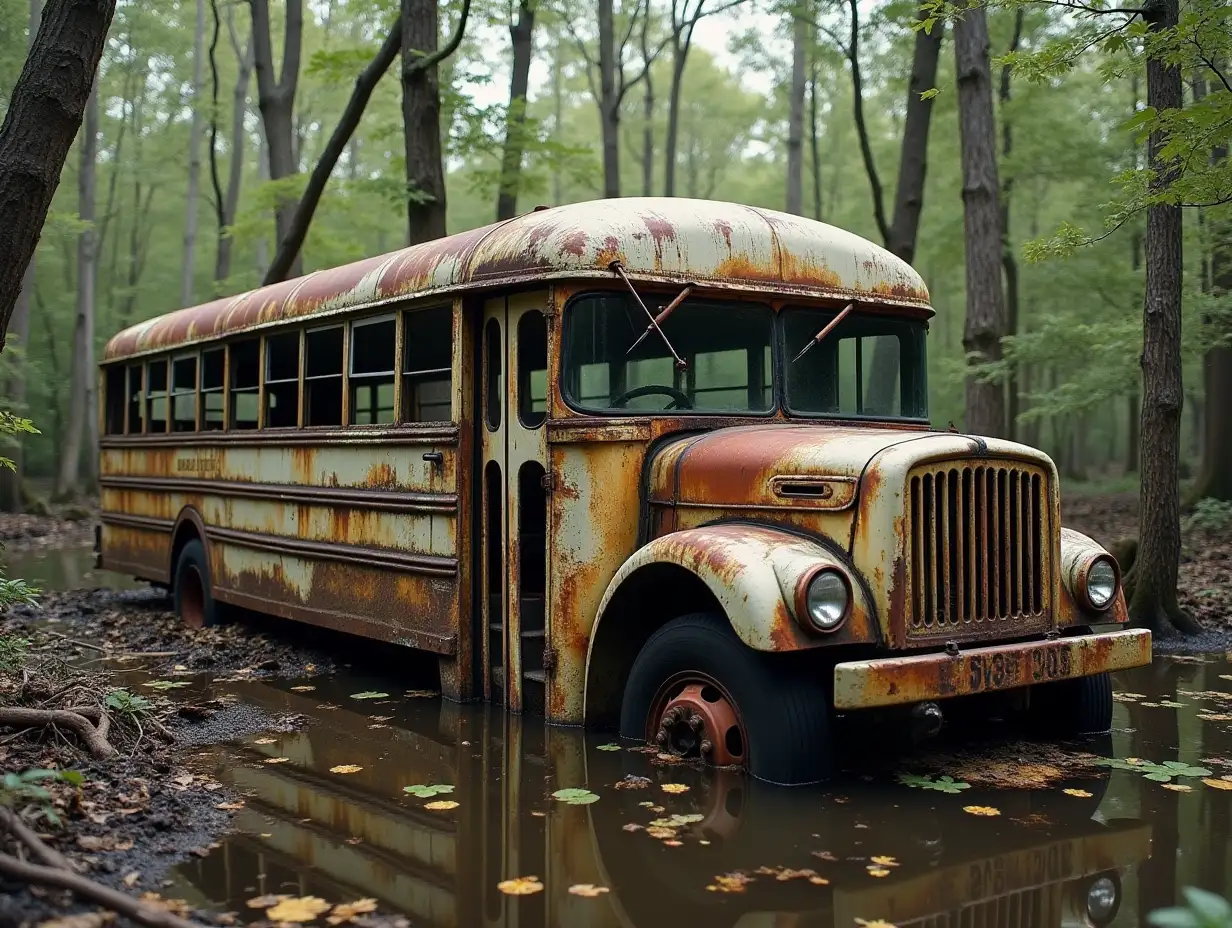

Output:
xmin=0 ymin=769 xmax=85 ymax=825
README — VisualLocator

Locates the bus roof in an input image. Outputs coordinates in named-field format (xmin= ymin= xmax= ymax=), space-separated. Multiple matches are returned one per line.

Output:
xmin=103 ymin=196 xmax=931 ymax=361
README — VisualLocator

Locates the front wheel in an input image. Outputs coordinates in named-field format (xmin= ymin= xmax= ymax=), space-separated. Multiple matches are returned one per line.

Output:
xmin=619 ymin=613 xmax=833 ymax=785
xmin=174 ymin=538 xmax=220 ymax=629
xmin=1025 ymin=672 xmax=1114 ymax=736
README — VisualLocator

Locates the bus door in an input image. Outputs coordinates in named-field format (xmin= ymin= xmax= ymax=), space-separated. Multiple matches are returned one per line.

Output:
xmin=479 ymin=293 xmax=550 ymax=713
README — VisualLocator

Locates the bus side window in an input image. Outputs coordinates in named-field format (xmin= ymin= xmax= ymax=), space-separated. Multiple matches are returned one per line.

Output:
xmin=171 ymin=355 xmax=198 ymax=431
xmin=126 ymin=365 xmax=144 ymax=434
xmin=200 ymin=348 xmax=225 ymax=430
xmin=104 ymin=366 xmax=126 ymax=434
xmin=402 ymin=306 xmax=452 ymax=423
xmin=264 ymin=331 xmax=301 ymax=428
xmin=146 ymin=359 xmax=169 ymax=433
xmin=349 ymin=315 xmax=396 ymax=425
xmin=304 ymin=326 xmax=344 ymax=427
xmin=230 ymin=338 xmax=260 ymax=430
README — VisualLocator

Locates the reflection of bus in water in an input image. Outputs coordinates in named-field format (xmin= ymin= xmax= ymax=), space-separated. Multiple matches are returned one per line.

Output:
xmin=166 ymin=679 xmax=1149 ymax=928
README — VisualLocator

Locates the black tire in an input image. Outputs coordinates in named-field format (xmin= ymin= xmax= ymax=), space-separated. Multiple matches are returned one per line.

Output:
xmin=1026 ymin=672 xmax=1113 ymax=736
xmin=173 ymin=538 xmax=219 ymax=629
xmin=619 ymin=613 xmax=833 ymax=785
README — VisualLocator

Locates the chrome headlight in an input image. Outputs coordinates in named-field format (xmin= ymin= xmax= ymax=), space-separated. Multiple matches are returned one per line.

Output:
xmin=1085 ymin=873 xmax=1120 ymax=925
xmin=1080 ymin=556 xmax=1119 ymax=611
xmin=797 ymin=568 xmax=850 ymax=632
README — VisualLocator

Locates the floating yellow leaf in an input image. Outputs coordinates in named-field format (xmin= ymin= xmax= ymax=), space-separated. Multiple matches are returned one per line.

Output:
xmin=425 ymin=800 xmax=460 ymax=811
xmin=1162 ymin=783 xmax=1193 ymax=792
xmin=330 ymin=765 xmax=363 ymax=774
xmin=328 ymin=899 xmax=378 ymax=923
xmin=963 ymin=806 xmax=1001 ymax=817
xmin=497 ymin=876 xmax=544 ymax=895
xmin=568 ymin=884 xmax=610 ymax=897
xmin=866 ymin=867 xmax=891 ymax=877
xmin=253 ymin=738 xmax=277 ymax=745
xmin=663 ymin=839 xmax=683 ymax=846
xmin=622 ymin=823 xmax=644 ymax=832
xmin=291 ymin=686 xmax=316 ymax=692
xmin=263 ymin=757 xmax=291 ymax=765
xmin=1062 ymin=789 xmax=1093 ymax=798
xmin=1204 ymin=778 xmax=1232 ymax=791
xmin=869 ymin=856 xmax=899 ymax=867
xmin=646 ymin=826 xmax=677 ymax=839
xmin=661 ymin=783 xmax=690 ymax=794
xmin=706 ymin=873 xmax=752 ymax=893
xmin=808 ymin=875 xmax=829 ymax=885
xmin=265 ymin=897 xmax=331 ymax=922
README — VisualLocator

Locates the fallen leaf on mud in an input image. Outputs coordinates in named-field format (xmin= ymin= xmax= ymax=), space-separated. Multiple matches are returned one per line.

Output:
xmin=622 ymin=823 xmax=644 ymax=832
xmin=290 ymin=686 xmax=316 ymax=692
xmin=866 ymin=867 xmax=891 ymax=878
xmin=1204 ymin=778 xmax=1232 ymax=791
xmin=614 ymin=775 xmax=650 ymax=790
xmin=424 ymin=800 xmax=460 ymax=811
xmin=552 ymin=788 xmax=599 ymax=805
xmin=264 ymin=757 xmax=291 ymax=765
xmin=568 ymin=884 xmax=610 ymax=897
xmin=660 ymin=783 xmax=689 ymax=794
xmin=265 ymin=897 xmax=332 ymax=922
xmin=404 ymin=784 xmax=453 ymax=798
xmin=253 ymin=737 xmax=278 ymax=745
xmin=123 ymin=872 xmax=140 ymax=887
xmin=1062 ymin=789 xmax=1093 ymax=798
xmin=596 ymin=743 xmax=622 ymax=751
xmin=707 ymin=873 xmax=752 ymax=893
xmin=497 ymin=877 xmax=544 ymax=895
xmin=139 ymin=894 xmax=193 ymax=917
xmin=38 ymin=913 xmax=115 ymax=928
xmin=350 ymin=691 xmax=388 ymax=700
xmin=1162 ymin=784 xmax=1193 ymax=792
xmin=216 ymin=802 xmax=245 ymax=810
xmin=963 ymin=806 xmax=1001 ymax=817
xmin=329 ymin=765 xmax=363 ymax=774
xmin=655 ymin=753 xmax=683 ymax=764
xmin=404 ymin=690 xmax=439 ymax=698
xmin=327 ymin=899 xmax=378 ymax=924
xmin=77 ymin=835 xmax=134 ymax=852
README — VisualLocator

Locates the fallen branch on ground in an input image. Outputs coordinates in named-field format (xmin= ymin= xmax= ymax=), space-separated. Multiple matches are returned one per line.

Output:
xmin=0 ymin=706 xmax=115 ymax=759
xmin=0 ymin=806 xmax=74 ymax=870
xmin=0 ymin=852 xmax=205 ymax=928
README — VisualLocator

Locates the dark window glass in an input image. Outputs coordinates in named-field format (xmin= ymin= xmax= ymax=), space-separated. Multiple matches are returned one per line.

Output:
xmin=561 ymin=294 xmax=774 ymax=414
xmin=304 ymin=327 xmax=343 ymax=427
xmin=264 ymin=331 xmax=300 ymax=428
xmin=200 ymin=348 xmax=224 ymax=431
xmin=146 ymin=359 xmax=169 ymax=433
xmin=402 ymin=306 xmax=452 ymax=423
xmin=171 ymin=356 xmax=197 ymax=432
xmin=349 ymin=317 xmax=395 ymax=425
xmin=104 ymin=366 xmax=126 ymax=435
xmin=517 ymin=311 xmax=548 ymax=428
xmin=126 ymin=365 xmax=144 ymax=434
xmin=229 ymin=338 xmax=260 ymax=430
xmin=484 ymin=318 xmax=502 ymax=430
xmin=782 ymin=308 xmax=928 ymax=420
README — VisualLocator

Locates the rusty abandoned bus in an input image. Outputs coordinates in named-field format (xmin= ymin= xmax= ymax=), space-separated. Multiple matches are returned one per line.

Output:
xmin=96 ymin=197 xmax=1151 ymax=784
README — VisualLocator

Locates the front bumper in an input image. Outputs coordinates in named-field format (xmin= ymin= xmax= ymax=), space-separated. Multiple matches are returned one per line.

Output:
xmin=832 ymin=629 xmax=1151 ymax=710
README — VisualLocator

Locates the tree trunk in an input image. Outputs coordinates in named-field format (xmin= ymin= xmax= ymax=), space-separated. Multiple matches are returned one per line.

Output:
xmin=251 ymin=0 xmax=302 ymax=275
xmin=1126 ymin=73 xmax=1142 ymax=474
xmin=597 ymin=0 xmax=620 ymax=197
xmin=1127 ymin=0 xmax=1197 ymax=636
xmin=496 ymin=0 xmax=535 ymax=220
xmin=403 ymin=0 xmax=446 ymax=243
xmin=639 ymin=14 xmax=654 ymax=197
xmin=552 ymin=38 xmax=564 ymax=204
xmin=56 ymin=82 xmax=97 ymax=500
xmin=216 ymin=21 xmax=253 ymax=282
xmin=181 ymin=0 xmax=206 ymax=307
xmin=999 ymin=9 xmax=1023 ymax=441
xmin=808 ymin=53 xmax=821 ymax=220
xmin=785 ymin=12 xmax=806 ymax=215
xmin=254 ymin=107 xmax=269 ymax=275
xmin=0 ymin=0 xmax=114 ymax=349
xmin=954 ymin=4 xmax=1006 ymax=438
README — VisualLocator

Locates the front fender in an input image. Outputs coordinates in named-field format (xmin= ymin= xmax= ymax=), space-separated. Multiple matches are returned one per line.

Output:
xmin=591 ymin=523 xmax=879 ymax=657
xmin=1058 ymin=527 xmax=1130 ymax=625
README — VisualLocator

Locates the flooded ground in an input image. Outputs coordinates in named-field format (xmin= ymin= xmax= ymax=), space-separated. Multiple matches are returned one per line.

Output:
xmin=2 ymin=543 xmax=147 ymax=592
xmin=8 ymin=546 xmax=1232 ymax=928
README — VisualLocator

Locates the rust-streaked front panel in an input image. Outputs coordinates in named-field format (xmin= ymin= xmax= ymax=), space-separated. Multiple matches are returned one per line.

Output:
xmin=832 ymin=629 xmax=1151 ymax=710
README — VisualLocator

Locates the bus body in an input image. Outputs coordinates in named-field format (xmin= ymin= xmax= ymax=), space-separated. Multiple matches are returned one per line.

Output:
xmin=98 ymin=197 xmax=1150 ymax=784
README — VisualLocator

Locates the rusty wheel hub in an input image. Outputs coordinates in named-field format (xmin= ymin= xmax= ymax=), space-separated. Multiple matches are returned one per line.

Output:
xmin=179 ymin=566 xmax=206 ymax=629
xmin=652 ymin=681 xmax=746 ymax=767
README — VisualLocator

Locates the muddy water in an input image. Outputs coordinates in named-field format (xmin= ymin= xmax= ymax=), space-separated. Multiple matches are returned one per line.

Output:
xmin=146 ymin=658 xmax=1232 ymax=928
xmin=3 ymin=544 xmax=147 ymax=592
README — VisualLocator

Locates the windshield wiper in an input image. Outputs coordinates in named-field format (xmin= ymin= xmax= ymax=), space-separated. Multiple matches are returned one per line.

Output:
xmin=608 ymin=260 xmax=688 ymax=370
xmin=625 ymin=284 xmax=695 ymax=356
xmin=791 ymin=302 xmax=855 ymax=363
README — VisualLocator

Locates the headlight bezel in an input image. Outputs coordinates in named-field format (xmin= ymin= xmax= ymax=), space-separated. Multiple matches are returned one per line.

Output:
xmin=1076 ymin=553 xmax=1120 ymax=612
xmin=794 ymin=566 xmax=852 ymax=633
xmin=1084 ymin=871 xmax=1121 ymax=926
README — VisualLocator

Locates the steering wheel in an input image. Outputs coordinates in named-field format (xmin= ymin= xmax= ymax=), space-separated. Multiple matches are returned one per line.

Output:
xmin=611 ymin=384 xmax=693 ymax=410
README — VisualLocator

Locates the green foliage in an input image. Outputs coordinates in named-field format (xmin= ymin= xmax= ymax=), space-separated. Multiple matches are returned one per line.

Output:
xmin=403 ymin=784 xmax=454 ymax=797
xmin=0 ymin=634 xmax=30 ymax=672
xmin=0 ymin=410 xmax=39 ymax=472
xmin=0 ymin=769 xmax=85 ymax=825
xmin=1150 ymin=887 xmax=1232 ymax=928
xmin=896 ymin=773 xmax=972 ymax=793
xmin=105 ymin=688 xmax=154 ymax=717
xmin=1184 ymin=499 xmax=1232 ymax=535
xmin=1095 ymin=757 xmax=1212 ymax=781
xmin=551 ymin=787 xmax=600 ymax=804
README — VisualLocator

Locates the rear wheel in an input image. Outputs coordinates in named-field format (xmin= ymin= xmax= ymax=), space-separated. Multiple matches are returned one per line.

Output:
xmin=174 ymin=538 xmax=219 ymax=629
xmin=1026 ymin=672 xmax=1113 ymax=736
xmin=619 ymin=613 xmax=833 ymax=785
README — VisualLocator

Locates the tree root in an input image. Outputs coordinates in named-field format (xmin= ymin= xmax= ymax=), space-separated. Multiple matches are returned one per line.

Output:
xmin=0 ymin=707 xmax=115 ymax=759
xmin=0 ymin=807 xmax=73 ymax=871
xmin=0 ymin=853 xmax=204 ymax=928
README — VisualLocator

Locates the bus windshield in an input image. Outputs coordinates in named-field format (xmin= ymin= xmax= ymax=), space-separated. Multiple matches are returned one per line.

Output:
xmin=783 ymin=307 xmax=928 ymax=420
xmin=562 ymin=293 xmax=775 ymax=414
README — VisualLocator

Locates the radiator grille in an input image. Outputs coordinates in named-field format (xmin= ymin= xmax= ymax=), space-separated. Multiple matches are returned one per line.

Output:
xmin=907 ymin=462 xmax=1051 ymax=639
xmin=901 ymin=887 xmax=1057 ymax=928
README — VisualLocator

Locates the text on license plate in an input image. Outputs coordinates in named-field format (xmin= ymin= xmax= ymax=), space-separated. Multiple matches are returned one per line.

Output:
xmin=965 ymin=643 xmax=1074 ymax=692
